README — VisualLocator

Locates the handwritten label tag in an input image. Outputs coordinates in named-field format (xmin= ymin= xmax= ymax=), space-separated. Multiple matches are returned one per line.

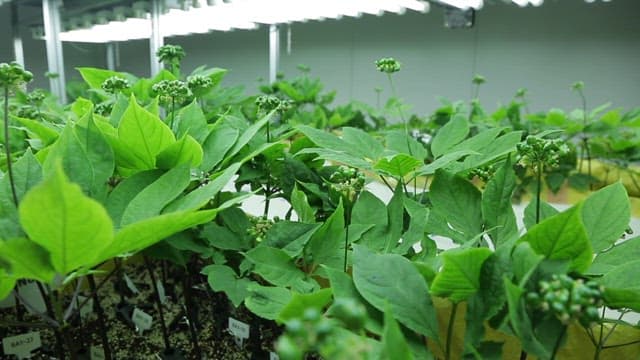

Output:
xmin=2 ymin=332 xmax=42 ymax=359
xmin=156 ymin=280 xmax=167 ymax=304
xmin=18 ymin=282 xmax=47 ymax=315
xmin=132 ymin=308 xmax=153 ymax=334
xmin=228 ymin=317 xmax=249 ymax=346
xmin=90 ymin=346 xmax=105 ymax=360
xmin=270 ymin=351 xmax=280 ymax=360
xmin=123 ymin=274 xmax=140 ymax=294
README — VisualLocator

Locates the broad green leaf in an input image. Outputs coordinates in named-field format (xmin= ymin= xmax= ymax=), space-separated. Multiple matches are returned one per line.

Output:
xmin=245 ymin=246 xmax=316 ymax=293
xmin=431 ymin=114 xmax=469 ymax=158
xmin=482 ymin=158 xmax=518 ymax=245
xmin=590 ymin=237 xmax=640 ymax=274
xmin=105 ymin=170 xmax=162 ymax=225
xmin=201 ymin=223 xmax=249 ymax=251
xmin=341 ymin=127 xmax=385 ymax=160
xmin=374 ymin=154 xmax=423 ymax=178
xmin=352 ymin=245 xmax=439 ymax=341
xmin=600 ymin=260 xmax=640 ymax=312
xmin=75 ymin=114 xmax=115 ymax=200
xmin=120 ymin=164 xmax=191 ymax=226
xmin=19 ymin=165 xmax=114 ymax=274
xmin=71 ymin=97 xmax=94 ymax=118
xmin=13 ymin=116 xmax=59 ymax=146
xmin=262 ymin=221 xmax=320 ymax=257
xmin=108 ymin=94 xmax=130 ymax=126
xmin=384 ymin=129 xmax=428 ymax=161
xmin=244 ymin=284 xmax=292 ymax=320
xmin=296 ymin=125 xmax=354 ymax=154
xmin=164 ymin=162 xmax=241 ymax=212
xmin=220 ymin=111 xmax=274 ymax=167
xmin=291 ymin=184 xmax=316 ymax=223
xmin=523 ymin=199 xmax=559 ymax=230
xmin=175 ymin=100 xmax=209 ymax=143
xmin=278 ymin=288 xmax=333 ymax=322
xmin=394 ymin=198 xmax=429 ymax=255
xmin=77 ymin=67 xmax=136 ymax=89
xmin=430 ymin=170 xmax=483 ymax=242
xmin=519 ymin=204 xmax=592 ymax=273
xmin=450 ymin=131 xmax=523 ymax=173
xmin=380 ymin=306 xmax=414 ymax=360
xmin=511 ymin=242 xmax=544 ymax=286
xmin=0 ymin=269 xmax=16 ymax=301
xmin=118 ymin=95 xmax=175 ymax=169
xmin=503 ymin=278 xmax=552 ymax=359
xmin=417 ymin=150 xmax=478 ymax=176
xmin=156 ymin=134 xmax=203 ymax=169
xmin=202 ymin=264 xmax=255 ymax=307
xmin=200 ymin=124 xmax=239 ymax=172
xmin=0 ymin=238 xmax=55 ymax=282
xmin=295 ymin=148 xmax=372 ymax=170
xmin=95 ymin=209 xmax=217 ymax=263
xmin=384 ymin=183 xmax=405 ymax=253
xmin=308 ymin=201 xmax=346 ymax=271
xmin=582 ymin=182 xmax=630 ymax=253
xmin=9 ymin=149 xmax=42 ymax=203
xmin=430 ymin=248 xmax=493 ymax=303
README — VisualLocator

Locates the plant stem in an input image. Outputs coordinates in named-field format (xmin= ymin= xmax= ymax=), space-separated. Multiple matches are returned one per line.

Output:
xmin=445 ymin=302 xmax=459 ymax=360
xmin=170 ymin=97 xmax=176 ymax=132
xmin=87 ymin=274 xmax=112 ymax=360
xmin=3 ymin=86 xmax=18 ymax=206
xmin=386 ymin=74 xmax=413 ymax=159
xmin=183 ymin=262 xmax=203 ymax=359
xmin=343 ymin=209 xmax=352 ymax=273
xmin=582 ymin=137 xmax=593 ymax=190
xmin=263 ymin=119 xmax=272 ymax=217
xmin=37 ymin=282 xmax=66 ymax=359
xmin=536 ymin=161 xmax=542 ymax=224
xmin=143 ymin=256 xmax=172 ymax=352
xmin=550 ymin=326 xmax=568 ymax=360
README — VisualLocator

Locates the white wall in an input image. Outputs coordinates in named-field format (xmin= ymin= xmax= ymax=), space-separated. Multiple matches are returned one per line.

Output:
xmin=1 ymin=0 xmax=638 ymax=113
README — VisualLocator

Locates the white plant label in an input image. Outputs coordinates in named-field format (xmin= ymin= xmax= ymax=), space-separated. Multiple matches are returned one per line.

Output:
xmin=156 ymin=280 xmax=167 ymax=304
xmin=228 ymin=317 xmax=249 ymax=346
xmin=123 ymin=274 xmax=140 ymax=294
xmin=2 ymin=331 xmax=42 ymax=359
xmin=90 ymin=346 xmax=105 ymax=360
xmin=18 ymin=282 xmax=46 ymax=315
xmin=132 ymin=308 xmax=153 ymax=334
xmin=270 ymin=351 xmax=280 ymax=360
xmin=77 ymin=296 xmax=94 ymax=320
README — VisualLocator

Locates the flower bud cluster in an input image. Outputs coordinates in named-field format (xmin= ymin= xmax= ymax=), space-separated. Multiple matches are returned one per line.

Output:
xmin=0 ymin=62 xmax=33 ymax=89
xmin=526 ymin=274 xmax=604 ymax=326
xmin=375 ymin=57 xmax=401 ymax=74
xmin=329 ymin=166 xmax=365 ymax=205
xmin=101 ymin=76 xmax=130 ymax=95
xmin=277 ymin=308 xmax=335 ymax=360
xmin=187 ymin=75 xmax=213 ymax=96
xmin=27 ymin=90 xmax=46 ymax=106
xmin=255 ymin=95 xmax=292 ymax=114
xmin=247 ymin=216 xmax=280 ymax=243
xmin=152 ymin=80 xmax=192 ymax=105
xmin=516 ymin=136 xmax=570 ymax=170
xmin=156 ymin=44 xmax=186 ymax=66
xmin=94 ymin=102 xmax=114 ymax=117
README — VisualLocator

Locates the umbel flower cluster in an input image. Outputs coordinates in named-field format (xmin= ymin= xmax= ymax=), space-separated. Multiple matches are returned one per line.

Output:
xmin=375 ymin=57 xmax=401 ymax=74
xmin=329 ymin=165 xmax=366 ymax=205
xmin=187 ymin=75 xmax=213 ymax=96
xmin=156 ymin=44 xmax=186 ymax=66
xmin=0 ymin=62 xmax=33 ymax=89
xmin=255 ymin=95 xmax=292 ymax=114
xmin=152 ymin=80 xmax=192 ymax=104
xmin=101 ymin=76 xmax=130 ymax=95
xmin=526 ymin=274 xmax=605 ymax=327
xmin=516 ymin=135 xmax=571 ymax=170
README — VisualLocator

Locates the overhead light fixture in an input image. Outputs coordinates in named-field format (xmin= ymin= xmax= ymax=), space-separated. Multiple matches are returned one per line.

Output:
xmin=57 ymin=0 xmax=431 ymax=43
xmin=438 ymin=0 xmax=483 ymax=10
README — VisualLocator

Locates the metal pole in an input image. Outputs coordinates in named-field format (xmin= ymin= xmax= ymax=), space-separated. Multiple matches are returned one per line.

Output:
xmin=269 ymin=24 xmax=280 ymax=84
xmin=11 ymin=1 xmax=25 ymax=67
xmin=42 ymin=0 xmax=67 ymax=103
xmin=106 ymin=43 xmax=116 ymax=71
xmin=150 ymin=0 xmax=164 ymax=77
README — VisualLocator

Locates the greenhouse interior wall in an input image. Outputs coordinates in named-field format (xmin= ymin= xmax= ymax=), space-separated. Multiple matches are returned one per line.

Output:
xmin=1 ymin=0 xmax=639 ymax=114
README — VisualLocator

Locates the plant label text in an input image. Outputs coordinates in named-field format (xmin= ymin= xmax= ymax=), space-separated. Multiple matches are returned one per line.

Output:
xmin=228 ymin=317 xmax=249 ymax=346
xmin=132 ymin=308 xmax=153 ymax=334
xmin=2 ymin=332 xmax=42 ymax=359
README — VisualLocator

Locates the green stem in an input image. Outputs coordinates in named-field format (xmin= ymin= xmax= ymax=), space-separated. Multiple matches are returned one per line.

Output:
xmin=3 ymin=86 xmax=18 ymax=206
xmin=37 ymin=283 xmax=65 ymax=359
xmin=550 ymin=326 xmax=568 ymax=360
xmin=143 ymin=256 xmax=172 ymax=352
xmin=536 ymin=161 xmax=542 ymax=224
xmin=87 ymin=274 xmax=112 ymax=360
xmin=602 ymin=339 xmax=640 ymax=349
xmin=445 ymin=302 xmax=459 ymax=360
xmin=264 ymin=120 xmax=272 ymax=218
xmin=343 ymin=209 xmax=352 ymax=273
xmin=582 ymin=137 xmax=593 ymax=190
xmin=170 ymin=97 xmax=176 ymax=132
xmin=386 ymin=74 xmax=413 ymax=158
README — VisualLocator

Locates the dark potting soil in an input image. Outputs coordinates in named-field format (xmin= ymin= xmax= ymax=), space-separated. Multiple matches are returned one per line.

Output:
xmin=0 ymin=258 xmax=283 ymax=359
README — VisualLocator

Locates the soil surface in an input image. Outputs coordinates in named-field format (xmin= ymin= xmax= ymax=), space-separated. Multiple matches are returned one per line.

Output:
xmin=0 ymin=258 xmax=282 ymax=359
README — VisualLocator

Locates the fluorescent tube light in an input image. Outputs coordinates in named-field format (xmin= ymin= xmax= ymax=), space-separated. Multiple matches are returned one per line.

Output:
xmin=438 ymin=0 xmax=483 ymax=10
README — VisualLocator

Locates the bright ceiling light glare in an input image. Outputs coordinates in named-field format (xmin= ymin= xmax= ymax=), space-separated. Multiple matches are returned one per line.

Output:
xmin=511 ymin=0 xmax=529 ymax=7
xmin=439 ymin=0 xmax=483 ymax=10
xmin=58 ymin=0 xmax=432 ymax=42
xmin=530 ymin=0 xmax=544 ymax=6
